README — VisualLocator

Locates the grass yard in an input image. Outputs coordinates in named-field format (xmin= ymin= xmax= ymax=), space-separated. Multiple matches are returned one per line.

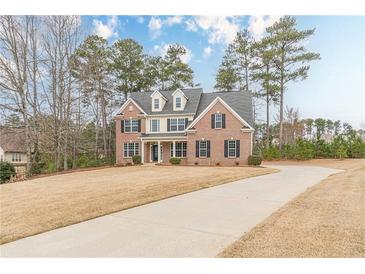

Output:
xmin=218 ymin=159 xmax=365 ymax=258
xmin=0 ymin=165 xmax=276 ymax=244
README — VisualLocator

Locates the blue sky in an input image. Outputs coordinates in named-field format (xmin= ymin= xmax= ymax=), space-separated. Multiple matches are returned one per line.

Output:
xmin=81 ymin=15 xmax=364 ymax=128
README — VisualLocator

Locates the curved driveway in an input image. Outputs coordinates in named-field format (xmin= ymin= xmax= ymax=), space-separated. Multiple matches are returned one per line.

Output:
xmin=0 ymin=165 xmax=341 ymax=257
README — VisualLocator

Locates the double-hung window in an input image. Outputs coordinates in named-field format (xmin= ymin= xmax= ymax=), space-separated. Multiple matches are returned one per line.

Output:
xmin=150 ymin=119 xmax=160 ymax=132
xmin=123 ymin=142 xmax=139 ymax=158
xmin=170 ymin=118 xmax=185 ymax=131
xmin=228 ymin=140 xmax=236 ymax=157
xmin=199 ymin=141 xmax=207 ymax=157
xmin=215 ymin=113 xmax=222 ymax=129
xmin=170 ymin=142 xmax=187 ymax=158
xmin=175 ymin=97 xmax=182 ymax=109
xmin=12 ymin=153 xmax=21 ymax=162
xmin=153 ymin=98 xmax=160 ymax=110
xmin=124 ymin=119 xmax=139 ymax=133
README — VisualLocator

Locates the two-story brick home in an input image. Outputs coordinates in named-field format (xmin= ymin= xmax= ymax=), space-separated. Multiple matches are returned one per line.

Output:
xmin=115 ymin=88 xmax=254 ymax=166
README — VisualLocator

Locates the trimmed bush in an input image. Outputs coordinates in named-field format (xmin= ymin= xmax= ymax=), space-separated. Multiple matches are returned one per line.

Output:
xmin=248 ymin=155 xmax=262 ymax=166
xmin=169 ymin=157 xmax=181 ymax=165
xmin=132 ymin=155 xmax=142 ymax=165
xmin=0 ymin=161 xmax=16 ymax=183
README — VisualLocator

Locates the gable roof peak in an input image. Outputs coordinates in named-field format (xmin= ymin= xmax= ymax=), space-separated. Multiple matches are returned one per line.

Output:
xmin=150 ymin=90 xmax=167 ymax=101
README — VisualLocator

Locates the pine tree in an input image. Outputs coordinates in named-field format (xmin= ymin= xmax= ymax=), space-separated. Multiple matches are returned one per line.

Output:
xmin=251 ymin=38 xmax=280 ymax=147
xmin=161 ymin=44 xmax=194 ymax=90
xmin=266 ymin=16 xmax=320 ymax=150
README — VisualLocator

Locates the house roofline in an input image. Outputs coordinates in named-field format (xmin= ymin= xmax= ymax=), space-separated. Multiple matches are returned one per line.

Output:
xmin=116 ymin=98 xmax=147 ymax=116
xmin=186 ymin=96 xmax=254 ymax=130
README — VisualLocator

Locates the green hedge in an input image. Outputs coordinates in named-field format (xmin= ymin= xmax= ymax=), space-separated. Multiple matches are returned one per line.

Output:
xmin=132 ymin=155 xmax=142 ymax=165
xmin=248 ymin=155 xmax=262 ymax=166
xmin=0 ymin=161 xmax=16 ymax=183
xmin=169 ymin=157 xmax=181 ymax=165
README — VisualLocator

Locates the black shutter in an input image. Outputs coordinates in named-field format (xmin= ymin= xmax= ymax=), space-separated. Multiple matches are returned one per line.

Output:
xmin=211 ymin=114 xmax=215 ymax=129
xmin=224 ymin=140 xmax=228 ymax=157
xmin=121 ymin=120 xmax=124 ymax=133
xmin=167 ymin=119 xmax=170 ymax=132
xmin=138 ymin=119 xmax=141 ymax=132
xmin=196 ymin=141 xmax=199 ymax=158
xmin=207 ymin=140 xmax=211 ymax=158
xmin=185 ymin=118 xmax=188 ymax=129
xmin=222 ymin=114 xmax=226 ymax=128
xmin=236 ymin=140 xmax=240 ymax=157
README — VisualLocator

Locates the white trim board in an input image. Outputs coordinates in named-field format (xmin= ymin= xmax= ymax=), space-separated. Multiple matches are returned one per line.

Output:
xmin=116 ymin=98 xmax=147 ymax=115
xmin=186 ymin=96 xmax=254 ymax=130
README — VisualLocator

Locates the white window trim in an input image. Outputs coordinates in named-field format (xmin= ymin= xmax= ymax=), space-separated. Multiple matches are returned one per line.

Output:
xmin=150 ymin=119 xmax=160 ymax=132
xmin=123 ymin=142 xmax=139 ymax=158
xmin=228 ymin=140 xmax=237 ymax=158
xmin=199 ymin=140 xmax=208 ymax=158
xmin=215 ymin=113 xmax=222 ymax=129
xmin=170 ymin=142 xmax=187 ymax=158
xmin=170 ymin=118 xmax=186 ymax=132
xmin=175 ymin=97 xmax=182 ymax=109
xmin=153 ymin=98 xmax=160 ymax=110
xmin=124 ymin=119 xmax=139 ymax=133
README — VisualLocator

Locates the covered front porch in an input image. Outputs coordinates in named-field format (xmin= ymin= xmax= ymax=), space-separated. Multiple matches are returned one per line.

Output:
xmin=139 ymin=134 xmax=187 ymax=164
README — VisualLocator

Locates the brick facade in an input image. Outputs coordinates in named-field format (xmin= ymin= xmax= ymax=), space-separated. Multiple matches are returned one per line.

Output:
xmin=186 ymin=101 xmax=252 ymax=166
xmin=115 ymin=96 xmax=253 ymax=166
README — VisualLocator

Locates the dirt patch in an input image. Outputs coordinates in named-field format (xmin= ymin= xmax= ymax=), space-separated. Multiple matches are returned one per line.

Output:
xmin=218 ymin=159 xmax=365 ymax=257
xmin=0 ymin=165 xmax=276 ymax=244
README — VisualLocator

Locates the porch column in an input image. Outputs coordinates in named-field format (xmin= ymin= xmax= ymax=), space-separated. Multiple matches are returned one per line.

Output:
xmin=141 ymin=141 xmax=144 ymax=164
xmin=157 ymin=140 xmax=161 ymax=163
xmin=172 ymin=140 xmax=176 ymax=157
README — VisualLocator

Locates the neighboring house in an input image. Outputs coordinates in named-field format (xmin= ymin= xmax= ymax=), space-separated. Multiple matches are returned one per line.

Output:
xmin=115 ymin=88 xmax=254 ymax=166
xmin=0 ymin=127 xmax=27 ymax=174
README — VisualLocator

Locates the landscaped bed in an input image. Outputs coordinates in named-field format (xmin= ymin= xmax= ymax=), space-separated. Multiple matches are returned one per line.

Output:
xmin=218 ymin=159 xmax=365 ymax=257
xmin=0 ymin=165 xmax=276 ymax=244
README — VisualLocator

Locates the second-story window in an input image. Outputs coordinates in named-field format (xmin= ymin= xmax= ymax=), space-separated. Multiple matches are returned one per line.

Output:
xmin=124 ymin=119 xmax=139 ymax=133
xmin=170 ymin=118 xmax=186 ymax=131
xmin=12 ymin=153 xmax=21 ymax=162
xmin=175 ymin=97 xmax=182 ymax=109
xmin=215 ymin=113 xmax=222 ymax=129
xmin=153 ymin=98 xmax=160 ymax=110
xmin=150 ymin=119 xmax=160 ymax=132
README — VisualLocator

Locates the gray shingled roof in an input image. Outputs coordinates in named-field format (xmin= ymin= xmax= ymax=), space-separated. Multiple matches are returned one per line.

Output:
xmin=195 ymin=91 xmax=254 ymax=127
xmin=126 ymin=88 xmax=253 ymax=128
xmin=130 ymin=88 xmax=203 ymax=115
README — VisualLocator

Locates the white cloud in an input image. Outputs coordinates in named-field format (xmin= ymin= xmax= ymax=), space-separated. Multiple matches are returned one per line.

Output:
xmin=185 ymin=19 xmax=198 ymax=32
xmin=165 ymin=16 xmax=183 ymax=26
xmin=248 ymin=15 xmax=282 ymax=40
xmin=203 ymin=46 xmax=213 ymax=58
xmin=152 ymin=43 xmax=192 ymax=64
xmin=148 ymin=16 xmax=185 ymax=39
xmin=186 ymin=16 xmax=240 ymax=45
xmin=93 ymin=15 xmax=119 ymax=39
xmin=136 ymin=16 xmax=144 ymax=24
xmin=148 ymin=16 xmax=163 ymax=38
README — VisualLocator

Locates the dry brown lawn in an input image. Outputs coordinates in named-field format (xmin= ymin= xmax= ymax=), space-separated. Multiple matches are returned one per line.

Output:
xmin=219 ymin=159 xmax=365 ymax=258
xmin=0 ymin=165 xmax=276 ymax=244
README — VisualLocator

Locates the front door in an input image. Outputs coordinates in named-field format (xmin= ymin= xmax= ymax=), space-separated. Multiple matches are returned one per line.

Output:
xmin=152 ymin=144 xmax=158 ymax=162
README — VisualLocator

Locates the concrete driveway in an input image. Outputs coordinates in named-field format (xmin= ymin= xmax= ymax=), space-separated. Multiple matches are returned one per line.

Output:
xmin=0 ymin=165 xmax=341 ymax=257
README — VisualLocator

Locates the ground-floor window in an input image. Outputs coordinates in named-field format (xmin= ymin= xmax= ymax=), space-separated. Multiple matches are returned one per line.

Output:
xmin=170 ymin=142 xmax=187 ymax=158
xmin=199 ymin=141 xmax=207 ymax=157
xmin=225 ymin=140 xmax=240 ymax=158
xmin=123 ymin=142 xmax=139 ymax=158
xmin=12 ymin=153 xmax=21 ymax=162
xmin=228 ymin=140 xmax=236 ymax=157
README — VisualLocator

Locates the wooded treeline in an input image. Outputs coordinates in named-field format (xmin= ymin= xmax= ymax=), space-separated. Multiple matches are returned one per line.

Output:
xmin=0 ymin=15 xmax=195 ymax=174
xmin=0 ymin=15 xmax=363 ymax=175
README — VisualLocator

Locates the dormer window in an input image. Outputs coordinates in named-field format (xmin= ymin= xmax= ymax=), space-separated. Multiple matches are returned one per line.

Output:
xmin=175 ymin=97 xmax=182 ymax=109
xmin=172 ymin=89 xmax=188 ymax=111
xmin=153 ymin=98 xmax=159 ymax=110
